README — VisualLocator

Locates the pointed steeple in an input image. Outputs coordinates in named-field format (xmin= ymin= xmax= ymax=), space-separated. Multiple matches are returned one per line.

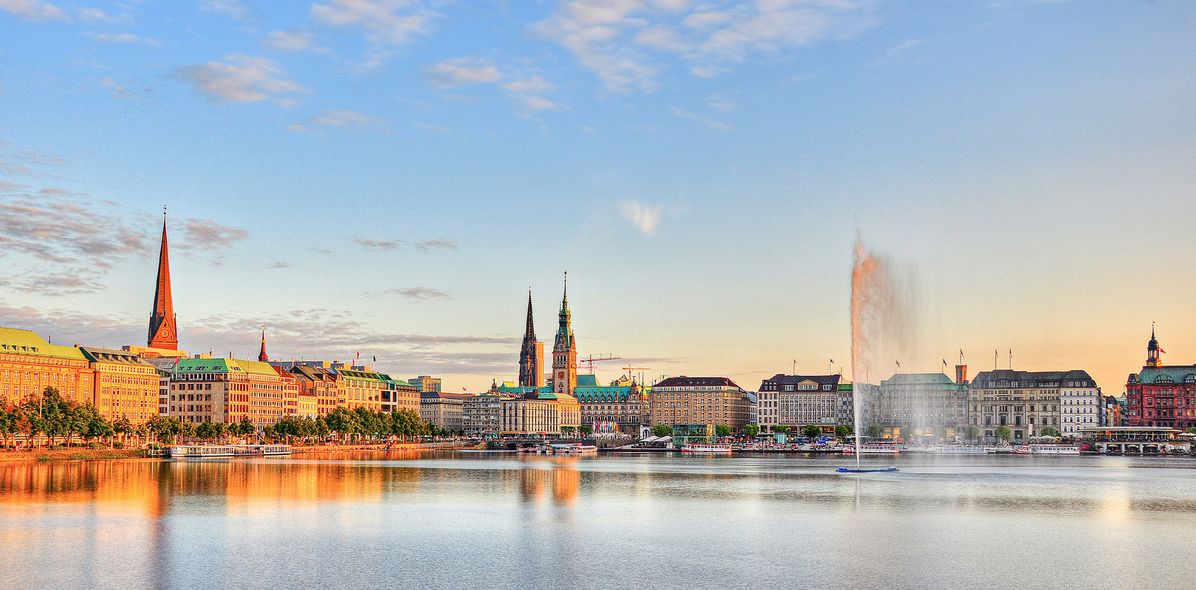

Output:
xmin=258 ymin=327 xmax=269 ymax=363
xmin=1147 ymin=322 xmax=1161 ymax=367
xmin=552 ymin=271 xmax=578 ymax=395
xmin=147 ymin=207 xmax=178 ymax=350
xmin=524 ymin=289 xmax=536 ymax=341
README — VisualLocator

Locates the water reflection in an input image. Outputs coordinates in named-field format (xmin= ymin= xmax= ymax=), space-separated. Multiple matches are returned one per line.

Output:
xmin=3 ymin=453 xmax=1196 ymax=589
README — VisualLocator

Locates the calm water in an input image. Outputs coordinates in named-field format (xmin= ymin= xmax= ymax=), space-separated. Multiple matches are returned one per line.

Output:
xmin=3 ymin=451 xmax=1196 ymax=589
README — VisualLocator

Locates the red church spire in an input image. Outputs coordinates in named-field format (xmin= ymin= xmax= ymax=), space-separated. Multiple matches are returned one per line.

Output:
xmin=147 ymin=207 xmax=178 ymax=350
xmin=258 ymin=327 xmax=269 ymax=363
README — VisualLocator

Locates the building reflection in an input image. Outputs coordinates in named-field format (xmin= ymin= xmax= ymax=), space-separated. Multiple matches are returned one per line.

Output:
xmin=517 ymin=457 xmax=580 ymax=505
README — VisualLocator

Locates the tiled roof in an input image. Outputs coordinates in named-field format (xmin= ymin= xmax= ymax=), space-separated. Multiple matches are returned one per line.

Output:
xmin=80 ymin=347 xmax=154 ymax=367
xmin=1131 ymin=366 xmax=1196 ymax=385
xmin=759 ymin=374 xmax=841 ymax=391
xmin=0 ymin=327 xmax=86 ymax=361
xmin=971 ymin=369 xmax=1096 ymax=389
xmin=654 ymin=376 xmax=740 ymax=388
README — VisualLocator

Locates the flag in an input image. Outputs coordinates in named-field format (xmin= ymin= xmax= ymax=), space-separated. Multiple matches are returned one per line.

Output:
xmin=373 ymin=355 xmax=377 ymax=363
xmin=942 ymin=359 xmax=948 ymax=367
xmin=896 ymin=360 xmax=901 ymax=368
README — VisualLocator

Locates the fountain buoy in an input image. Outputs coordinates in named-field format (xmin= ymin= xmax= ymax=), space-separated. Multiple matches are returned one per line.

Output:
xmin=836 ymin=466 xmax=898 ymax=473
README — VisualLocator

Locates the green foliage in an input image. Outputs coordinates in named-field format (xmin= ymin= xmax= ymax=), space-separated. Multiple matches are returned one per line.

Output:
xmin=1039 ymin=427 xmax=1061 ymax=438
xmin=865 ymin=424 xmax=883 ymax=439
xmin=1186 ymin=427 xmax=1196 ymax=434
xmin=966 ymin=426 xmax=981 ymax=441
xmin=996 ymin=425 xmax=1012 ymax=442
xmin=651 ymin=424 xmax=673 ymax=437
xmin=743 ymin=424 xmax=760 ymax=437
xmin=834 ymin=425 xmax=851 ymax=440
xmin=772 ymin=424 xmax=791 ymax=434
xmin=578 ymin=424 xmax=592 ymax=435
xmin=802 ymin=424 xmax=823 ymax=439
xmin=715 ymin=424 xmax=732 ymax=437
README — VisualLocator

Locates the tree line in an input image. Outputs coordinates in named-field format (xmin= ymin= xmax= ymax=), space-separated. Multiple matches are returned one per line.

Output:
xmin=0 ymin=387 xmax=438 ymax=449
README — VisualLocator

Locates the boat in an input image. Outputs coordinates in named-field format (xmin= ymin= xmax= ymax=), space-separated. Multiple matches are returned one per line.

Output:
xmin=549 ymin=443 xmax=597 ymax=455
xmin=680 ymin=443 xmax=733 ymax=455
xmin=837 ymin=466 xmax=899 ymax=473
xmin=936 ymin=446 xmax=988 ymax=455
xmin=169 ymin=444 xmax=291 ymax=459
xmin=1028 ymin=443 xmax=1081 ymax=455
xmin=842 ymin=444 xmax=900 ymax=455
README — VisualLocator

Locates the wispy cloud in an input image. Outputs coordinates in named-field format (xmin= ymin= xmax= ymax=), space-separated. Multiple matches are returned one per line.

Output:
xmin=266 ymin=260 xmax=290 ymax=269
xmin=98 ymin=77 xmax=147 ymax=100
xmin=177 ymin=54 xmax=309 ymax=105
xmin=0 ymin=0 xmax=68 ymax=21
xmin=287 ymin=109 xmax=376 ymax=133
xmin=414 ymin=239 xmax=457 ymax=253
xmin=264 ymin=30 xmax=318 ymax=52
xmin=425 ymin=58 xmax=502 ymax=87
xmin=86 ymin=32 xmax=159 ymax=45
xmin=180 ymin=218 xmax=249 ymax=250
xmin=200 ymin=0 xmax=247 ymax=20
xmin=311 ymin=0 xmax=438 ymax=71
xmin=536 ymin=0 xmax=867 ymax=92
xmin=670 ymin=105 xmax=733 ymax=131
xmin=381 ymin=287 xmax=450 ymax=300
xmin=617 ymin=200 xmax=665 ymax=236
xmin=354 ymin=237 xmax=401 ymax=250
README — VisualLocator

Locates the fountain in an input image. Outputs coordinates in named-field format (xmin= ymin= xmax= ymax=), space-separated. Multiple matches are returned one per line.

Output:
xmin=839 ymin=239 xmax=907 ymax=473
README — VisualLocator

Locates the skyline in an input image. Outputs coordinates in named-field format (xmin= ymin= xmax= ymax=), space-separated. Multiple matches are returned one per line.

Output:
xmin=3 ymin=1 xmax=1196 ymax=393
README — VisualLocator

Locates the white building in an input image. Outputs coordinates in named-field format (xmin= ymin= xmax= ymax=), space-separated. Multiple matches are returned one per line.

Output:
xmin=1060 ymin=382 xmax=1101 ymax=437
xmin=756 ymin=374 xmax=842 ymax=431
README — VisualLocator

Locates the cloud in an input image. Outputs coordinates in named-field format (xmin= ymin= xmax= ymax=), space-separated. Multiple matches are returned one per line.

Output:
xmin=670 ymin=105 xmax=732 ymax=131
xmin=179 ymin=218 xmax=249 ymax=250
xmin=200 ymin=0 xmax=247 ymax=19
xmin=888 ymin=38 xmax=923 ymax=56
xmin=86 ymin=32 xmax=159 ymax=45
xmin=617 ymin=200 xmax=664 ymax=236
xmin=98 ymin=77 xmax=145 ymax=100
xmin=0 ymin=180 xmax=26 ymax=192
xmin=177 ymin=54 xmax=309 ymax=105
xmin=382 ymin=287 xmax=450 ymax=300
xmin=425 ymin=58 xmax=503 ymax=87
xmin=0 ymin=272 xmax=106 ymax=297
xmin=77 ymin=7 xmax=122 ymax=22
xmin=266 ymin=260 xmax=290 ymax=269
xmin=311 ymin=0 xmax=437 ymax=70
xmin=0 ymin=189 xmax=149 ymax=271
xmin=354 ymin=237 xmax=401 ymax=250
xmin=287 ymin=110 xmax=376 ymax=132
xmin=264 ymin=30 xmax=317 ymax=52
xmin=413 ymin=239 xmax=457 ymax=253
xmin=535 ymin=0 xmax=866 ymax=92
xmin=501 ymin=76 xmax=560 ymax=111
xmin=0 ymin=0 xmax=67 ymax=21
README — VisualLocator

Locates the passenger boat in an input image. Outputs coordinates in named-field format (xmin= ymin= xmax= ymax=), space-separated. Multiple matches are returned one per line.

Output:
xmin=1027 ymin=444 xmax=1081 ymax=455
xmin=842 ymin=444 xmax=899 ymax=455
xmin=169 ymin=444 xmax=291 ymax=459
xmin=550 ymin=443 xmax=597 ymax=455
xmin=680 ymin=443 xmax=733 ymax=455
xmin=936 ymin=446 xmax=988 ymax=455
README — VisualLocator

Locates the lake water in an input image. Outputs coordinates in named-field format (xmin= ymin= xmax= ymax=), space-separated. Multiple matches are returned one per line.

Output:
xmin=2 ymin=452 xmax=1195 ymax=589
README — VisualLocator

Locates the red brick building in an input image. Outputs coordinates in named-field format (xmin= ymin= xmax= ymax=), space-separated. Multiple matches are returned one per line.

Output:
xmin=1126 ymin=327 xmax=1196 ymax=429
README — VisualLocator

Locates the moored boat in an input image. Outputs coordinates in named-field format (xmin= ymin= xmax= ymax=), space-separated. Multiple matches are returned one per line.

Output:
xmin=680 ymin=443 xmax=733 ymax=454
xmin=169 ymin=444 xmax=291 ymax=459
xmin=1027 ymin=443 xmax=1081 ymax=455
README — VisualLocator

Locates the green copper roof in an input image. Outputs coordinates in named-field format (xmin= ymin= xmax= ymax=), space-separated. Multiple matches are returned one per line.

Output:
xmin=572 ymin=384 xmax=635 ymax=402
xmin=0 ymin=327 xmax=87 ymax=361
xmin=174 ymin=358 xmax=239 ymax=373
xmin=576 ymin=374 xmax=599 ymax=387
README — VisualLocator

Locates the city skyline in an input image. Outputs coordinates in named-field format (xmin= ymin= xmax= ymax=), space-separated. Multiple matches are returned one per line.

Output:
xmin=3 ymin=2 xmax=1196 ymax=393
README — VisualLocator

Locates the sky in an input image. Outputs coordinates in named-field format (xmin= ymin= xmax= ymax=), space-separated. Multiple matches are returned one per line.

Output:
xmin=2 ymin=0 xmax=1195 ymax=394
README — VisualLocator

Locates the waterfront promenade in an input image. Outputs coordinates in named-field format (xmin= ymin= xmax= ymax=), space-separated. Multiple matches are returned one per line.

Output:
xmin=2 ymin=451 xmax=1194 ymax=590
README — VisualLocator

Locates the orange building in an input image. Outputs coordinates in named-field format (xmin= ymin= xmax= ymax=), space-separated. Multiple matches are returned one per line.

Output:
xmin=0 ymin=327 xmax=94 ymax=406
xmin=80 ymin=347 xmax=160 ymax=424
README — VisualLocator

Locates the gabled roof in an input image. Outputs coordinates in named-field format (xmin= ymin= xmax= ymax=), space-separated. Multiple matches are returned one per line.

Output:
xmin=759 ymin=374 xmax=841 ymax=390
xmin=80 ymin=346 xmax=155 ymax=367
xmin=971 ymin=369 xmax=1096 ymax=389
xmin=576 ymin=374 xmax=600 ymax=387
xmin=174 ymin=358 xmax=240 ymax=373
xmin=1132 ymin=366 xmax=1196 ymax=385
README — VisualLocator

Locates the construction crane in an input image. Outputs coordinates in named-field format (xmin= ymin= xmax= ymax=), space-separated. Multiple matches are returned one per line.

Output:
xmin=578 ymin=354 xmax=621 ymax=374
xmin=622 ymin=366 xmax=651 ymax=384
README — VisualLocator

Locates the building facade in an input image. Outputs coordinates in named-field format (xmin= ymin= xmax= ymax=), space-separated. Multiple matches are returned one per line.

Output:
xmin=872 ymin=372 xmax=968 ymax=439
xmin=550 ymin=275 xmax=578 ymax=396
xmin=408 ymin=375 xmax=443 ymax=394
xmin=757 ymin=374 xmax=842 ymax=432
xmin=1127 ymin=328 xmax=1196 ymax=430
xmin=649 ymin=376 xmax=753 ymax=430
xmin=969 ymin=369 xmax=1097 ymax=442
xmin=286 ymin=362 xmax=341 ymax=416
xmin=462 ymin=393 xmax=502 ymax=436
xmin=80 ymin=347 xmax=160 ymax=424
xmin=419 ymin=391 xmax=469 ymax=432
xmin=573 ymin=374 xmax=650 ymax=435
xmin=0 ymin=327 xmax=94 ymax=407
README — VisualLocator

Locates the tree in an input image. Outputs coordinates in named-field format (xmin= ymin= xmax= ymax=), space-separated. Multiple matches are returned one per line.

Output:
xmin=113 ymin=415 xmax=134 ymax=442
xmin=236 ymin=417 xmax=255 ymax=440
xmin=834 ymin=425 xmax=851 ymax=440
xmin=0 ymin=404 xmax=18 ymax=449
xmin=966 ymin=426 xmax=981 ymax=442
xmin=1040 ymin=427 xmax=1061 ymax=438
xmin=802 ymin=425 xmax=823 ymax=439
xmin=715 ymin=424 xmax=732 ymax=438
xmin=996 ymin=425 xmax=1012 ymax=442
xmin=865 ymin=424 xmax=883 ymax=439
xmin=651 ymin=424 xmax=673 ymax=437
xmin=578 ymin=424 xmax=593 ymax=435
xmin=744 ymin=424 xmax=760 ymax=437
xmin=772 ymin=424 xmax=791 ymax=435
xmin=1186 ymin=427 xmax=1196 ymax=435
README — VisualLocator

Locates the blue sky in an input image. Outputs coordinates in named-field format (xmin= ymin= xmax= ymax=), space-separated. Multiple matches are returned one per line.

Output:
xmin=2 ymin=0 xmax=1195 ymax=393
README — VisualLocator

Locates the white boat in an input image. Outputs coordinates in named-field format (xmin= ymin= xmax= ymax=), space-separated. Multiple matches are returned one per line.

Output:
xmin=680 ymin=444 xmax=733 ymax=454
xmin=842 ymin=444 xmax=899 ymax=455
xmin=935 ymin=446 xmax=988 ymax=455
xmin=550 ymin=443 xmax=597 ymax=455
xmin=169 ymin=444 xmax=291 ymax=459
xmin=1028 ymin=444 xmax=1081 ymax=455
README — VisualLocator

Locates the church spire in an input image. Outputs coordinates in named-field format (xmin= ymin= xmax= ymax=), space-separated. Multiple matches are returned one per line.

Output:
xmin=1147 ymin=322 xmax=1162 ymax=367
xmin=147 ymin=207 xmax=178 ymax=350
xmin=518 ymin=289 xmax=542 ymax=387
xmin=258 ymin=326 xmax=269 ymax=363
xmin=524 ymin=289 xmax=536 ymax=341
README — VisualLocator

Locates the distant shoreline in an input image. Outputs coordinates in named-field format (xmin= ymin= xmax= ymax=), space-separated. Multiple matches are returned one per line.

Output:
xmin=0 ymin=441 xmax=471 ymax=463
